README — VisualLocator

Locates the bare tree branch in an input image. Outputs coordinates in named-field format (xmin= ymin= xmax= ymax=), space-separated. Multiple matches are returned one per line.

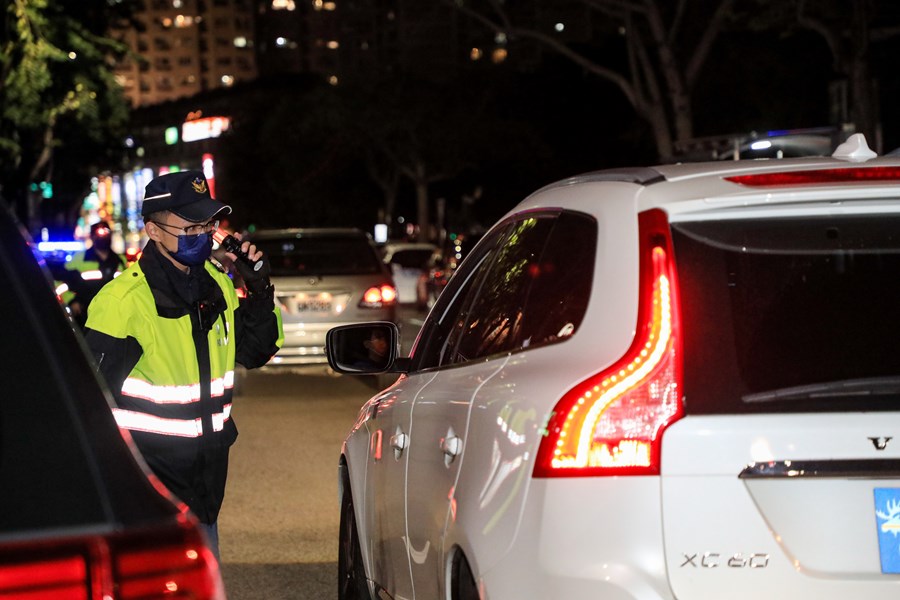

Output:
xmin=669 ymin=0 xmax=688 ymax=44
xmin=796 ymin=0 xmax=841 ymax=69
xmin=685 ymin=0 xmax=734 ymax=88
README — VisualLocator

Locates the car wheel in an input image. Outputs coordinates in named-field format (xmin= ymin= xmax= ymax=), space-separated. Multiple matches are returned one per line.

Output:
xmin=339 ymin=469 xmax=370 ymax=600
xmin=451 ymin=551 xmax=479 ymax=600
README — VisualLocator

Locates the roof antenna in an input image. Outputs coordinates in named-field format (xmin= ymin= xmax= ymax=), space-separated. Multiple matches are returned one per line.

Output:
xmin=832 ymin=133 xmax=877 ymax=162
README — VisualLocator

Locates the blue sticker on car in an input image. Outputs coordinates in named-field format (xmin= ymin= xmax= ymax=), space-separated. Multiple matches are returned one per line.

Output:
xmin=874 ymin=488 xmax=900 ymax=574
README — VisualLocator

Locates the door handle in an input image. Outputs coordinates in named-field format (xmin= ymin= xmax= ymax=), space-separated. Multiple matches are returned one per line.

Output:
xmin=441 ymin=427 xmax=462 ymax=467
xmin=390 ymin=426 xmax=408 ymax=460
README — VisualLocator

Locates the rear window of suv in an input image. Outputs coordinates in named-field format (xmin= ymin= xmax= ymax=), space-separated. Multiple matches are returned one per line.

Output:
xmin=253 ymin=235 xmax=383 ymax=276
xmin=673 ymin=214 xmax=900 ymax=414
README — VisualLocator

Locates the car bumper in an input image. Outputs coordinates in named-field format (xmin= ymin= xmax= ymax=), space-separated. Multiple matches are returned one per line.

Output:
xmin=476 ymin=478 xmax=674 ymax=600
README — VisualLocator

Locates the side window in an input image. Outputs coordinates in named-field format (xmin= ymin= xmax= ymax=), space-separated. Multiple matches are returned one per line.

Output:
xmin=410 ymin=229 xmax=505 ymax=371
xmin=451 ymin=216 xmax=556 ymax=363
xmin=517 ymin=211 xmax=596 ymax=349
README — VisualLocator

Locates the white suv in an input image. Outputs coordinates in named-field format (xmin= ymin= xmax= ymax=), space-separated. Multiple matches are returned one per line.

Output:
xmin=327 ymin=134 xmax=900 ymax=599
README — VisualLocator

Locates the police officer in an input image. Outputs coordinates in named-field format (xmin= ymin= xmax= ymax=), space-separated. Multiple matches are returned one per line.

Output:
xmin=57 ymin=221 xmax=127 ymax=327
xmin=84 ymin=170 xmax=283 ymax=560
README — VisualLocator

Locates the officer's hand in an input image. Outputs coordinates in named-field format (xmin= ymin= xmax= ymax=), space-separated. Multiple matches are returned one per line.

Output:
xmin=224 ymin=232 xmax=271 ymax=294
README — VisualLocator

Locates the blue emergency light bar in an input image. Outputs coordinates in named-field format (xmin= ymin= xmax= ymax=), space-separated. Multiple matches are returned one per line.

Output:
xmin=37 ymin=241 xmax=85 ymax=252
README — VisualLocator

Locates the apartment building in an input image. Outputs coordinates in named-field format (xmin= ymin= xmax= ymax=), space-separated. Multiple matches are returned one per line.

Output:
xmin=114 ymin=0 xmax=257 ymax=107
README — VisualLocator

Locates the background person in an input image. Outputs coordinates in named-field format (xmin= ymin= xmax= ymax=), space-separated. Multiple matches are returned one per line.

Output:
xmin=56 ymin=221 xmax=126 ymax=328
xmin=84 ymin=170 xmax=283 ymax=560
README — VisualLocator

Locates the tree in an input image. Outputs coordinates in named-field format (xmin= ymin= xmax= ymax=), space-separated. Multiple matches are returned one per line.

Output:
xmin=344 ymin=70 xmax=549 ymax=241
xmin=0 ymin=0 xmax=135 ymax=230
xmin=447 ymin=0 xmax=737 ymax=161
xmin=748 ymin=0 xmax=900 ymax=153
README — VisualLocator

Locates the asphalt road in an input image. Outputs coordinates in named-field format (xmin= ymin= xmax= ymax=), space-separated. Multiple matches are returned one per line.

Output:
xmin=217 ymin=366 xmax=385 ymax=599
xmin=216 ymin=306 xmax=423 ymax=599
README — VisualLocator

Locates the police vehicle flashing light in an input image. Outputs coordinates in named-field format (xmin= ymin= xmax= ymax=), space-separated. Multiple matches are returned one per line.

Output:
xmin=38 ymin=241 xmax=86 ymax=253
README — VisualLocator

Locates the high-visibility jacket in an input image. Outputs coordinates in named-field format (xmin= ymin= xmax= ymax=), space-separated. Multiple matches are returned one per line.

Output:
xmin=85 ymin=242 xmax=283 ymax=523
xmin=55 ymin=247 xmax=126 ymax=306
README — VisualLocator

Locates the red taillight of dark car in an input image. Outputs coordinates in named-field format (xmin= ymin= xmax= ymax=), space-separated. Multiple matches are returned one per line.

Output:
xmin=534 ymin=208 xmax=684 ymax=478
xmin=0 ymin=517 xmax=224 ymax=600
xmin=360 ymin=284 xmax=398 ymax=308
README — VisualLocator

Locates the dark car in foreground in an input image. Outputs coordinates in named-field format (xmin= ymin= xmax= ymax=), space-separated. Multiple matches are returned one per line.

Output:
xmin=250 ymin=228 xmax=398 ymax=366
xmin=0 ymin=201 xmax=224 ymax=599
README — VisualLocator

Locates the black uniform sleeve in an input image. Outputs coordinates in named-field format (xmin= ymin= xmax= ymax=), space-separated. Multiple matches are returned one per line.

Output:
xmin=84 ymin=328 xmax=144 ymax=402
xmin=234 ymin=285 xmax=281 ymax=369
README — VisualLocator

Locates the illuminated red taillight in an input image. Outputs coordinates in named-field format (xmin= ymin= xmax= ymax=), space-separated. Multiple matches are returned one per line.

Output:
xmin=0 ymin=555 xmax=87 ymax=599
xmin=725 ymin=166 xmax=900 ymax=187
xmin=125 ymin=248 xmax=141 ymax=263
xmin=0 ymin=518 xmax=223 ymax=600
xmin=534 ymin=209 xmax=683 ymax=477
xmin=360 ymin=284 xmax=397 ymax=307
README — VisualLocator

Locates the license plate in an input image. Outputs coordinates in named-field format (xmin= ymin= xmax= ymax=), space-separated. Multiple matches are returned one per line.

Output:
xmin=296 ymin=299 xmax=332 ymax=312
xmin=281 ymin=292 xmax=334 ymax=314
xmin=874 ymin=488 xmax=900 ymax=573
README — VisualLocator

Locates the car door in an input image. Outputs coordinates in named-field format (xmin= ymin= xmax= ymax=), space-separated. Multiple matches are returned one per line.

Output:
xmin=363 ymin=229 xmax=504 ymax=600
xmin=446 ymin=211 xmax=599 ymax=577
xmin=404 ymin=215 xmax=561 ymax=597
xmin=362 ymin=374 xmax=433 ymax=600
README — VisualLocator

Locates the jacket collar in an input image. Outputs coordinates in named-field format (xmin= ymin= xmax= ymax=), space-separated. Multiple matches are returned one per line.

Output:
xmin=139 ymin=241 xmax=222 ymax=313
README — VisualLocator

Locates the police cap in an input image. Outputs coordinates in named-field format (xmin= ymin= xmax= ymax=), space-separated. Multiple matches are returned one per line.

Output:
xmin=141 ymin=170 xmax=231 ymax=222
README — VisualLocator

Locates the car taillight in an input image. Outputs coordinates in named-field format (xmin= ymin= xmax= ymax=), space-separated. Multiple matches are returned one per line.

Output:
xmin=125 ymin=248 xmax=141 ymax=263
xmin=360 ymin=284 xmax=397 ymax=307
xmin=0 ymin=554 xmax=87 ymax=599
xmin=0 ymin=517 xmax=224 ymax=600
xmin=534 ymin=208 xmax=683 ymax=478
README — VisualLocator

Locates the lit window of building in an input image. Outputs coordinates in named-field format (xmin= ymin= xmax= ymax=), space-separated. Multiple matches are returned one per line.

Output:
xmin=328 ymin=75 xmax=339 ymax=85
xmin=326 ymin=40 xmax=339 ymax=49
xmin=470 ymin=47 xmax=482 ymax=61
xmin=313 ymin=0 xmax=323 ymax=10
xmin=174 ymin=15 xmax=194 ymax=28
xmin=492 ymin=48 xmax=508 ymax=64
xmin=272 ymin=0 xmax=296 ymax=9
xmin=323 ymin=1 xmax=336 ymax=10
xmin=221 ymin=75 xmax=235 ymax=86
xmin=234 ymin=36 xmax=248 ymax=48
xmin=555 ymin=22 xmax=565 ymax=32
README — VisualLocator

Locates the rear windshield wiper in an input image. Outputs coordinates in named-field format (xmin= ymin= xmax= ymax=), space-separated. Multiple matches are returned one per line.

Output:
xmin=742 ymin=376 xmax=900 ymax=404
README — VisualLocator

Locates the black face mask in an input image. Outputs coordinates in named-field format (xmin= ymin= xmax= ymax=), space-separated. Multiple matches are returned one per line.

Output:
xmin=92 ymin=237 xmax=111 ymax=252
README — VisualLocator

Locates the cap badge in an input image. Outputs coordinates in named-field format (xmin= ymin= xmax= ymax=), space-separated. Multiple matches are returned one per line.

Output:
xmin=191 ymin=177 xmax=208 ymax=194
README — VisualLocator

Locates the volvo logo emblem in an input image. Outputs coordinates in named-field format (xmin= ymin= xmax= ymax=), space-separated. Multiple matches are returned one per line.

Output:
xmin=869 ymin=436 xmax=893 ymax=451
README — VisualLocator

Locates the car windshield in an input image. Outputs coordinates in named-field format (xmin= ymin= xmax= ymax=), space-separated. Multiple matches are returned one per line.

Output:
xmin=253 ymin=236 xmax=383 ymax=276
xmin=673 ymin=213 xmax=900 ymax=414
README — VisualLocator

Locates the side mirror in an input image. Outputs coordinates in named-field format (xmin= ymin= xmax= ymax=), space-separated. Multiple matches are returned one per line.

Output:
xmin=326 ymin=322 xmax=402 ymax=375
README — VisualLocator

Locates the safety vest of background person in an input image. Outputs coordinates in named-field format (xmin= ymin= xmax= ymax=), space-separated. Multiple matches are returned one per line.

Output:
xmin=54 ymin=222 xmax=126 ymax=325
